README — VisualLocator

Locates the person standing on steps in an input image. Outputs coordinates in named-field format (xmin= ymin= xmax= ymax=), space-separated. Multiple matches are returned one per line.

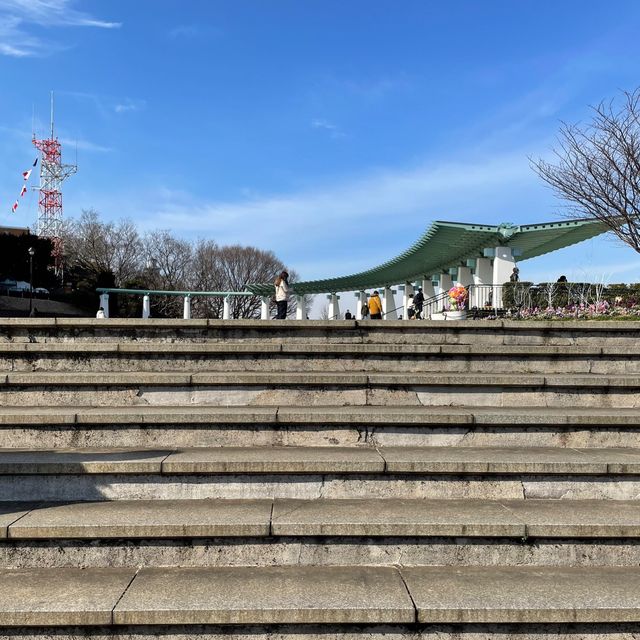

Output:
xmin=274 ymin=271 xmax=289 ymax=319
xmin=368 ymin=290 xmax=383 ymax=319
xmin=413 ymin=287 xmax=424 ymax=319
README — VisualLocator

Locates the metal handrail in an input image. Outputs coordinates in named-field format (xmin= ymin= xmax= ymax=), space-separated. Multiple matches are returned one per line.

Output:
xmin=382 ymin=304 xmax=405 ymax=318
xmin=96 ymin=288 xmax=254 ymax=297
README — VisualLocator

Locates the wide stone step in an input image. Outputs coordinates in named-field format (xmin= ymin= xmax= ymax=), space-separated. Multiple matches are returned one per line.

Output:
xmin=4 ymin=498 xmax=640 ymax=540
xmin=4 ymin=341 xmax=639 ymax=374
xmin=2 ymin=446 xmax=640 ymax=501
xmin=3 ymin=565 xmax=640 ymax=626
xmin=2 ymin=445 xmax=640 ymax=475
xmin=6 ymin=371 xmax=640 ymax=387
xmin=0 ymin=405 xmax=637 ymax=449
xmin=3 ymin=318 xmax=640 ymax=347
xmin=5 ymin=498 xmax=640 ymax=569
xmin=3 ymin=371 xmax=640 ymax=408
xmin=5 ymin=404 xmax=640 ymax=426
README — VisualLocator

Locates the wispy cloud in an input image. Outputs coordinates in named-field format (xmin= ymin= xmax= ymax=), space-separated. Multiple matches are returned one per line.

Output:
xmin=168 ymin=23 xmax=221 ymax=40
xmin=127 ymin=148 xmax=539 ymax=252
xmin=168 ymin=24 xmax=199 ymax=39
xmin=311 ymin=118 xmax=346 ymax=139
xmin=59 ymin=136 xmax=112 ymax=153
xmin=0 ymin=0 xmax=120 ymax=57
xmin=114 ymin=99 xmax=145 ymax=115
xmin=59 ymin=91 xmax=145 ymax=118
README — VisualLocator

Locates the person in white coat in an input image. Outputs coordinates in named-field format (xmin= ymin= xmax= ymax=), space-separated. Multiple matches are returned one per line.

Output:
xmin=274 ymin=271 xmax=289 ymax=319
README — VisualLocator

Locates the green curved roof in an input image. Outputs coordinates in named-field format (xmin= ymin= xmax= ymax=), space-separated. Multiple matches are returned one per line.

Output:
xmin=247 ymin=218 xmax=609 ymax=295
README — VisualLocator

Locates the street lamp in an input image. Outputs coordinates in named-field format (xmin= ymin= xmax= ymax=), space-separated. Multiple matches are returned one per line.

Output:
xmin=27 ymin=247 xmax=34 ymax=316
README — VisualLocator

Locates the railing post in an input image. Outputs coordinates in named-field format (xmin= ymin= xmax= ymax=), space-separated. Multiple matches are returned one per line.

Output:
xmin=295 ymin=295 xmax=305 ymax=320
xmin=328 ymin=293 xmax=340 ymax=320
xmin=99 ymin=293 xmax=109 ymax=318
xmin=402 ymin=282 xmax=414 ymax=320
xmin=436 ymin=273 xmax=452 ymax=297
xmin=355 ymin=292 xmax=367 ymax=320
xmin=142 ymin=295 xmax=150 ymax=319
xmin=492 ymin=246 xmax=515 ymax=309
xmin=223 ymin=296 xmax=231 ymax=320
xmin=261 ymin=297 xmax=270 ymax=320
xmin=382 ymin=287 xmax=397 ymax=320
xmin=183 ymin=295 xmax=191 ymax=320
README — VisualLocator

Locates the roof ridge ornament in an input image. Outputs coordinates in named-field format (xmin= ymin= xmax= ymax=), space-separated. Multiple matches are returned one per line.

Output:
xmin=497 ymin=222 xmax=519 ymax=239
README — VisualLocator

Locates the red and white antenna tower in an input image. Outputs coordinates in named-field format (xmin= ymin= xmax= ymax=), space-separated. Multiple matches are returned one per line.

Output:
xmin=32 ymin=91 xmax=77 ymax=278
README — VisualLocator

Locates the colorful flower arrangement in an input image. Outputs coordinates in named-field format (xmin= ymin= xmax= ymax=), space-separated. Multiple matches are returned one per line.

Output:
xmin=508 ymin=300 xmax=640 ymax=320
xmin=447 ymin=285 xmax=468 ymax=311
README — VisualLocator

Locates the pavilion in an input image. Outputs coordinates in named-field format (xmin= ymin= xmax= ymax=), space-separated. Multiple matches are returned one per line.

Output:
xmin=247 ymin=218 xmax=609 ymax=319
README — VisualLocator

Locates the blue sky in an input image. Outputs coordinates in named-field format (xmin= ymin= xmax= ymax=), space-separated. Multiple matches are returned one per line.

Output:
xmin=2 ymin=0 xmax=640 ymax=292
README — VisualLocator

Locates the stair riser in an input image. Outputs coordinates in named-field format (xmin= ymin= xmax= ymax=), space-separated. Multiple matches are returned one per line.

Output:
xmin=0 ymin=425 xmax=637 ymax=449
xmin=3 ymin=386 xmax=639 ymax=408
xmin=1 ymin=538 xmax=639 ymax=569
xmin=3 ymin=320 xmax=640 ymax=346
xmin=0 ymin=475 xmax=638 ymax=501
xmin=3 ymin=624 xmax=639 ymax=640
xmin=5 ymin=355 xmax=640 ymax=374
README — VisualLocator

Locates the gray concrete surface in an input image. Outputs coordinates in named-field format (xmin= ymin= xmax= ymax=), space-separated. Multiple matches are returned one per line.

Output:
xmin=114 ymin=565 xmax=415 ymax=625
xmin=162 ymin=446 xmax=385 ymax=474
xmin=0 ymin=567 xmax=134 ymax=626
xmin=401 ymin=565 xmax=640 ymax=623
xmin=8 ymin=499 xmax=273 ymax=539
xmin=0 ymin=448 xmax=170 ymax=474
xmin=272 ymin=498 xmax=524 ymax=537
xmin=380 ymin=446 xmax=609 ymax=474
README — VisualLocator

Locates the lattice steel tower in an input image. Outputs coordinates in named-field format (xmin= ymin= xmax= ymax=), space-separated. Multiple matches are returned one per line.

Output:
xmin=33 ymin=92 xmax=77 ymax=276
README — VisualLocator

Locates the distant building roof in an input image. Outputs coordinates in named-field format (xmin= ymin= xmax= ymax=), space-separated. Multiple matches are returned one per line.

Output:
xmin=247 ymin=218 xmax=609 ymax=295
xmin=0 ymin=226 xmax=31 ymax=237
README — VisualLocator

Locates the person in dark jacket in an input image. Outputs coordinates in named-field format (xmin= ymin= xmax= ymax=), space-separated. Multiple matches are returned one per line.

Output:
xmin=413 ymin=288 xmax=424 ymax=319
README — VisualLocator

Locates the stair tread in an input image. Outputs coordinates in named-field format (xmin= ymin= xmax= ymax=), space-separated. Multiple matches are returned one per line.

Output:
xmin=0 ymin=567 xmax=134 ymax=626
xmin=3 ymin=565 xmax=640 ymax=626
xmin=5 ymin=341 xmax=636 ymax=355
xmin=6 ymin=499 xmax=273 ymax=539
xmin=402 ymin=565 xmax=640 ymax=623
xmin=2 ymin=445 xmax=640 ymax=475
xmin=0 ymin=405 xmax=636 ymax=425
xmin=5 ymin=371 xmax=640 ymax=387
xmin=3 ymin=497 xmax=640 ymax=539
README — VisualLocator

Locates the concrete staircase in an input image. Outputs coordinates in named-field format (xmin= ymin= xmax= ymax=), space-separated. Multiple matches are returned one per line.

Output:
xmin=1 ymin=318 xmax=640 ymax=637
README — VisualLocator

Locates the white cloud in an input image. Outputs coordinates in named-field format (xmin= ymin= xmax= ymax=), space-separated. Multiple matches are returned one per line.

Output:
xmin=311 ymin=118 xmax=346 ymax=139
xmin=169 ymin=24 xmax=199 ymax=39
xmin=0 ymin=0 xmax=120 ymax=57
xmin=114 ymin=99 xmax=145 ymax=115
xmin=128 ymin=148 xmax=539 ymax=255
xmin=59 ymin=136 xmax=111 ymax=153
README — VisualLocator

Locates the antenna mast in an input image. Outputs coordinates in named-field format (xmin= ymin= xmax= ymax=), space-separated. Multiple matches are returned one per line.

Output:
xmin=33 ymin=91 xmax=77 ymax=279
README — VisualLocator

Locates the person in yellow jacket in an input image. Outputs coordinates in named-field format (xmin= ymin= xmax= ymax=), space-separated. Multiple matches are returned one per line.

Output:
xmin=368 ymin=290 xmax=383 ymax=319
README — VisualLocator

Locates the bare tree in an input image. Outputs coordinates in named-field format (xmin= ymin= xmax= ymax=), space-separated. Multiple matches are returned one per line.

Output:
xmin=63 ymin=209 xmax=306 ymax=319
xmin=143 ymin=231 xmax=193 ymax=316
xmin=532 ymin=88 xmax=640 ymax=252
xmin=186 ymin=242 xmax=308 ymax=319
xmin=64 ymin=209 xmax=143 ymax=285
xmin=143 ymin=231 xmax=193 ymax=290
